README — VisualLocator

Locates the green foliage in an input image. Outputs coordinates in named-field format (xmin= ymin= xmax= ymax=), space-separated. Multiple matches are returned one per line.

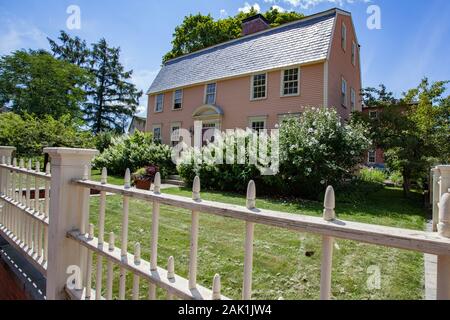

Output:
xmin=388 ymin=170 xmax=404 ymax=187
xmin=163 ymin=8 xmax=304 ymax=63
xmin=0 ymin=50 xmax=91 ymax=120
xmin=94 ymin=130 xmax=119 ymax=153
xmin=92 ymin=131 xmax=175 ymax=178
xmin=359 ymin=167 xmax=386 ymax=184
xmin=178 ymin=108 xmax=371 ymax=199
xmin=0 ymin=112 xmax=94 ymax=158
xmin=360 ymin=79 xmax=449 ymax=194
xmin=48 ymin=31 xmax=142 ymax=133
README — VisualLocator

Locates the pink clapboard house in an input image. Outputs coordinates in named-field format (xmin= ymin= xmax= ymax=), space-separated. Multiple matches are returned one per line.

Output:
xmin=145 ymin=8 xmax=362 ymax=145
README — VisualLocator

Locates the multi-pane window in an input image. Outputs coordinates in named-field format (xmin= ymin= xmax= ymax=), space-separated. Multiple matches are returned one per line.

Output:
xmin=350 ymin=88 xmax=356 ymax=111
xmin=251 ymin=121 xmax=265 ymax=132
xmin=251 ymin=73 xmax=267 ymax=100
xmin=341 ymin=23 xmax=347 ymax=51
xmin=368 ymin=150 xmax=376 ymax=164
xmin=341 ymin=78 xmax=347 ymax=107
xmin=173 ymin=90 xmax=183 ymax=110
xmin=369 ymin=111 xmax=378 ymax=119
xmin=352 ymin=41 xmax=357 ymax=66
xmin=153 ymin=126 xmax=161 ymax=143
xmin=282 ymin=68 xmax=299 ymax=96
xmin=155 ymin=94 xmax=164 ymax=112
xmin=171 ymin=125 xmax=180 ymax=147
xmin=205 ymin=83 xmax=216 ymax=104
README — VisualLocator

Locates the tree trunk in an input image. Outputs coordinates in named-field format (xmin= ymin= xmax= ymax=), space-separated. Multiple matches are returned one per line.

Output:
xmin=403 ymin=170 xmax=411 ymax=197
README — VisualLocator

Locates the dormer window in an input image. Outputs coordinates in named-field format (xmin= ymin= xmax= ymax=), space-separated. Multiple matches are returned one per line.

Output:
xmin=205 ymin=83 xmax=216 ymax=104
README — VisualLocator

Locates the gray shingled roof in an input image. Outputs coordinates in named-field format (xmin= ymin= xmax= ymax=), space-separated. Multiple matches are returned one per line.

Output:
xmin=147 ymin=11 xmax=336 ymax=94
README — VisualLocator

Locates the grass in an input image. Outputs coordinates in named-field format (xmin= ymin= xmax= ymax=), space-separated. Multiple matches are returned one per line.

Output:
xmin=88 ymin=170 xmax=427 ymax=300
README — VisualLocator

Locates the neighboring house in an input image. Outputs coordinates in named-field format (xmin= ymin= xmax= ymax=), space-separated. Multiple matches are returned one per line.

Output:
xmin=362 ymin=103 xmax=414 ymax=168
xmin=128 ymin=113 xmax=147 ymax=134
xmin=146 ymin=8 xmax=362 ymax=145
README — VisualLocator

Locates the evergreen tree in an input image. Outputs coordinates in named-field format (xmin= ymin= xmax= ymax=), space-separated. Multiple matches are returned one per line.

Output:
xmin=48 ymin=33 xmax=142 ymax=133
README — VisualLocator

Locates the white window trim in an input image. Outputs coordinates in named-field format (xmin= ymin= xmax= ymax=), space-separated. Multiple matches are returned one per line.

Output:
xmin=369 ymin=111 xmax=378 ymax=119
xmin=170 ymin=121 xmax=182 ymax=144
xmin=204 ymin=83 xmax=217 ymax=105
xmin=152 ymin=124 xmax=162 ymax=142
xmin=154 ymin=94 xmax=164 ymax=113
xmin=248 ymin=115 xmax=268 ymax=130
xmin=350 ymin=87 xmax=356 ymax=111
xmin=172 ymin=89 xmax=183 ymax=110
xmin=368 ymin=150 xmax=377 ymax=164
xmin=341 ymin=23 xmax=347 ymax=52
xmin=250 ymin=72 xmax=268 ymax=101
xmin=351 ymin=41 xmax=357 ymax=66
xmin=341 ymin=77 xmax=348 ymax=107
xmin=280 ymin=67 xmax=301 ymax=97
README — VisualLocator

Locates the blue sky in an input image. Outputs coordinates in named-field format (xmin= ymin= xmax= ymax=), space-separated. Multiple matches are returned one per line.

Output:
xmin=1 ymin=0 xmax=449 ymax=113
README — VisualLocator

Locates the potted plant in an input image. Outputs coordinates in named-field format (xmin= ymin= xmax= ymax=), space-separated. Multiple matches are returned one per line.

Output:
xmin=132 ymin=165 xmax=159 ymax=190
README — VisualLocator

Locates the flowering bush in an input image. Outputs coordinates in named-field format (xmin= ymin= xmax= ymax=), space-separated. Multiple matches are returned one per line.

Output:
xmin=93 ymin=131 xmax=175 ymax=178
xmin=277 ymin=108 xmax=371 ymax=197
xmin=178 ymin=108 xmax=371 ymax=199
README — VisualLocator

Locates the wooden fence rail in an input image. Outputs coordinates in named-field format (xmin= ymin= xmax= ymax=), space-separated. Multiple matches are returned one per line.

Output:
xmin=1 ymin=146 xmax=450 ymax=300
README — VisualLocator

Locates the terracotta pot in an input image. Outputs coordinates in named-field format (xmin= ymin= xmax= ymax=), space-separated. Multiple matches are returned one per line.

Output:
xmin=135 ymin=179 xmax=151 ymax=190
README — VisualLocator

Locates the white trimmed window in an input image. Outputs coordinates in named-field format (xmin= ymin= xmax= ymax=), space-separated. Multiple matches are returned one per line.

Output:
xmin=350 ymin=87 xmax=356 ymax=111
xmin=155 ymin=94 xmax=164 ymax=112
xmin=251 ymin=73 xmax=267 ymax=100
xmin=352 ymin=41 xmax=357 ymax=66
xmin=170 ymin=122 xmax=181 ymax=147
xmin=248 ymin=116 xmax=267 ymax=133
xmin=152 ymin=125 xmax=162 ymax=143
xmin=341 ymin=23 xmax=347 ymax=51
xmin=368 ymin=150 xmax=376 ymax=164
xmin=369 ymin=111 xmax=378 ymax=119
xmin=341 ymin=78 xmax=347 ymax=107
xmin=173 ymin=89 xmax=183 ymax=110
xmin=205 ymin=83 xmax=217 ymax=104
xmin=281 ymin=68 xmax=300 ymax=96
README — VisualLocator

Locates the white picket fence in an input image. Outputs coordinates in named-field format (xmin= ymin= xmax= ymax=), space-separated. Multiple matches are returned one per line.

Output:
xmin=0 ymin=146 xmax=450 ymax=300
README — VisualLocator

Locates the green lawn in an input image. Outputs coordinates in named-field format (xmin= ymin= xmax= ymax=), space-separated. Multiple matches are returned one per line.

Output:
xmin=88 ymin=170 xmax=427 ymax=300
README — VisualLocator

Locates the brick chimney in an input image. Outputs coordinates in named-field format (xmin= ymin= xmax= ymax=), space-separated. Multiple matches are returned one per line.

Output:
xmin=241 ymin=14 xmax=270 ymax=36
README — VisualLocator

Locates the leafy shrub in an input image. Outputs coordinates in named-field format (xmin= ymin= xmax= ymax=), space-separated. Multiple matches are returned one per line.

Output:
xmin=94 ymin=131 xmax=119 ymax=153
xmin=388 ymin=170 xmax=404 ymax=187
xmin=178 ymin=108 xmax=371 ymax=199
xmin=359 ymin=167 xmax=386 ymax=184
xmin=93 ymin=131 xmax=175 ymax=178
xmin=0 ymin=112 xmax=95 ymax=158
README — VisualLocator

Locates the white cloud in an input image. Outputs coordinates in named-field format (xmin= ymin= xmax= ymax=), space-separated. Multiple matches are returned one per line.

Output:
xmin=0 ymin=16 xmax=48 ymax=55
xmin=238 ymin=2 xmax=261 ymax=13
xmin=220 ymin=9 xmax=229 ymax=18
xmin=283 ymin=0 xmax=370 ymax=9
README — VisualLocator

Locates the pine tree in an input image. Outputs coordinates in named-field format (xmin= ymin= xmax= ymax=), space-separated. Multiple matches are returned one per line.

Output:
xmin=48 ymin=33 xmax=142 ymax=133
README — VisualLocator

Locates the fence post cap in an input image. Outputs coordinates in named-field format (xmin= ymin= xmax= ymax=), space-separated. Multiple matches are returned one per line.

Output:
xmin=0 ymin=146 xmax=16 ymax=151
xmin=323 ymin=186 xmax=336 ymax=221
xmin=43 ymin=148 xmax=99 ymax=166
xmin=192 ymin=176 xmax=201 ymax=201
xmin=246 ymin=180 xmax=256 ymax=210
xmin=437 ymin=165 xmax=450 ymax=174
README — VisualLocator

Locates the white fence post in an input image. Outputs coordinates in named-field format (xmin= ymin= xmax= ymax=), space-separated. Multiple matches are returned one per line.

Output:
xmin=320 ymin=186 xmax=336 ymax=300
xmin=44 ymin=147 xmax=98 ymax=300
xmin=432 ymin=167 xmax=441 ymax=232
xmin=0 ymin=147 xmax=15 ymax=195
xmin=437 ymin=165 xmax=450 ymax=300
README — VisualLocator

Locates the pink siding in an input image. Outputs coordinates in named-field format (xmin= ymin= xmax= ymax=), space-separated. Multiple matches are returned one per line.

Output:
xmin=327 ymin=13 xmax=362 ymax=121
xmin=146 ymin=63 xmax=325 ymax=145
